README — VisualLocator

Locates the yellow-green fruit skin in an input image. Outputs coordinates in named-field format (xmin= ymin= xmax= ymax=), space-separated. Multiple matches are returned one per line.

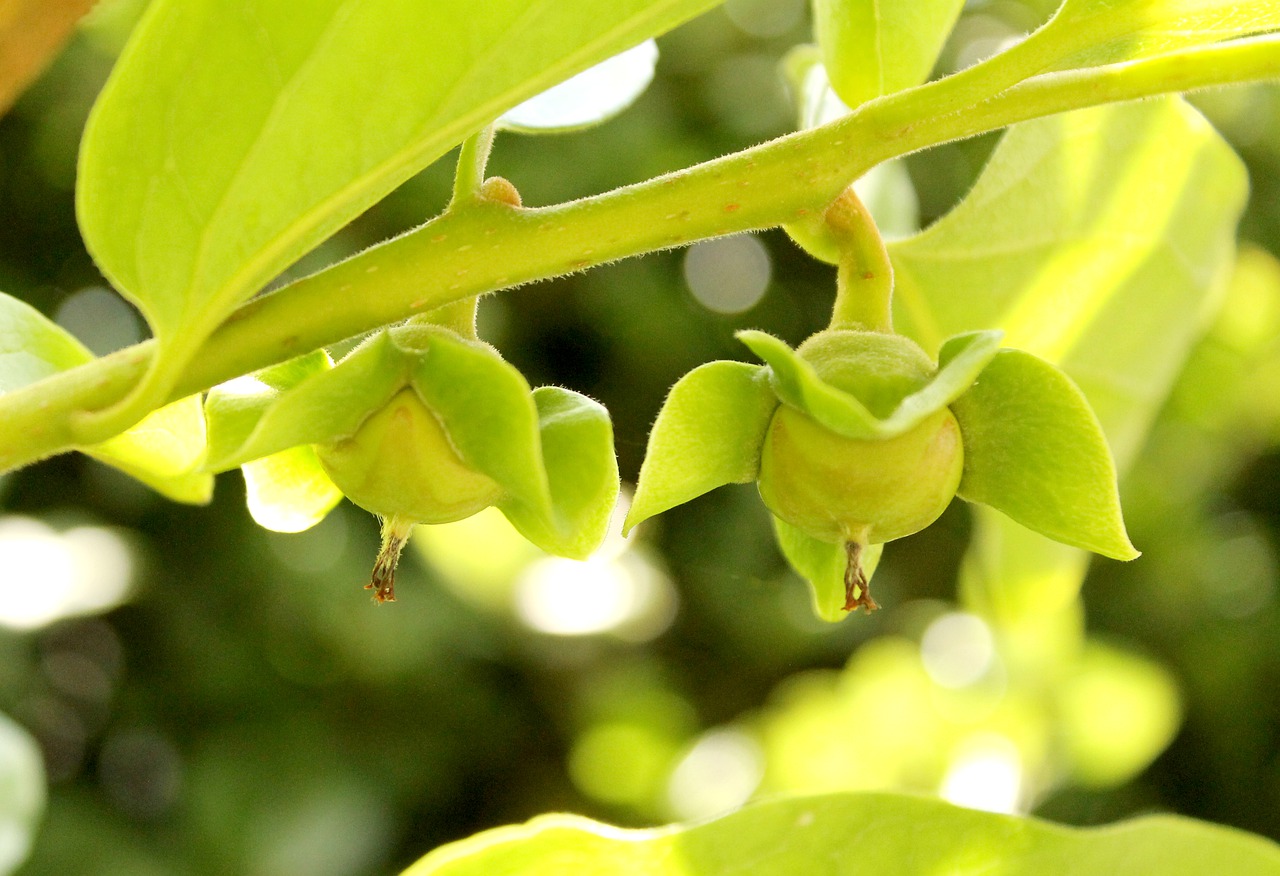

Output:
xmin=316 ymin=388 xmax=502 ymax=524
xmin=757 ymin=330 xmax=965 ymax=545
xmin=759 ymin=406 xmax=963 ymax=544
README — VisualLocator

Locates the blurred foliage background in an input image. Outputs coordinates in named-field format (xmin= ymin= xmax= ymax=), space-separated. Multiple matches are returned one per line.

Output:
xmin=2 ymin=0 xmax=1280 ymax=873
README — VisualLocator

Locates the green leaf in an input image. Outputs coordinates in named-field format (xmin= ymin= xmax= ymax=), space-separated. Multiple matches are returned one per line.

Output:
xmin=737 ymin=329 xmax=1001 ymax=440
xmin=499 ymin=40 xmax=658 ymax=133
xmin=0 ymin=292 xmax=211 ymax=502
xmin=0 ymin=713 xmax=44 ymax=876
xmin=891 ymin=98 xmax=1247 ymax=471
xmin=242 ymin=445 xmax=343 ymax=534
xmin=77 ymin=0 xmax=720 ymax=355
xmin=1039 ymin=0 xmax=1280 ymax=70
xmin=893 ymin=98 xmax=1245 ymax=610
xmin=500 ymin=388 xmax=619 ymax=559
xmin=625 ymin=361 xmax=777 ymax=534
xmin=812 ymin=0 xmax=966 ymax=109
xmin=411 ymin=331 xmax=550 ymax=517
xmin=772 ymin=515 xmax=883 ymax=623
xmin=0 ymin=293 xmax=90 ymax=392
xmin=204 ymin=335 xmax=403 ymax=472
xmin=952 ymin=349 xmax=1138 ymax=560
xmin=400 ymin=792 xmax=1280 ymax=876
xmin=89 ymin=395 xmax=214 ymax=504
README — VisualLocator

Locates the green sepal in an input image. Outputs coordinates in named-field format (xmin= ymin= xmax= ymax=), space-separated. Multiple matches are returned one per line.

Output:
xmin=242 ymin=444 xmax=343 ymax=534
xmin=625 ymin=361 xmax=778 ymax=534
xmin=951 ymin=348 xmax=1139 ymax=561
xmin=203 ymin=335 xmax=404 ymax=472
xmin=202 ymin=349 xmax=333 ymax=471
xmin=0 ymin=292 xmax=211 ymax=502
xmin=411 ymin=329 xmax=551 ymax=519
xmin=737 ymin=329 xmax=1001 ymax=440
xmin=499 ymin=387 xmax=619 ymax=559
xmin=772 ymin=515 xmax=883 ymax=623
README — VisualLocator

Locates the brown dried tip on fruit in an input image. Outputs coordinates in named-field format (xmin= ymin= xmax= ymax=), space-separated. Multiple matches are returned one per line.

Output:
xmin=367 ymin=515 xmax=414 ymax=603
xmin=844 ymin=541 xmax=879 ymax=614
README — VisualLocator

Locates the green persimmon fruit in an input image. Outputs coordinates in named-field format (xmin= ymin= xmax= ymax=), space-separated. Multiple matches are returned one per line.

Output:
xmin=757 ymin=330 xmax=964 ymax=610
xmin=758 ymin=404 xmax=963 ymax=544
xmin=315 ymin=387 xmax=502 ymax=526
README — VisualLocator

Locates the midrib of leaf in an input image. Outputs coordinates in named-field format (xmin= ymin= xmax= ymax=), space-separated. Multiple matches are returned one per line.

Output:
xmin=182 ymin=0 xmax=357 ymax=335
xmin=183 ymin=0 xmax=713 ymax=344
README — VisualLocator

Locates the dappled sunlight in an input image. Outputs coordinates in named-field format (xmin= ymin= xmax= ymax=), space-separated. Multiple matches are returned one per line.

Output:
xmin=939 ymin=733 xmax=1024 ymax=814
xmin=418 ymin=492 xmax=678 ymax=640
xmin=665 ymin=728 xmax=764 ymax=822
xmin=514 ymin=551 xmax=676 ymax=640
xmin=921 ymin=612 xmax=996 ymax=688
xmin=0 ymin=516 xmax=133 ymax=631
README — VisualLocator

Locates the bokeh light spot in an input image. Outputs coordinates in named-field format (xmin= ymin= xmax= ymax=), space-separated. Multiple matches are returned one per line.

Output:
xmin=54 ymin=286 xmax=142 ymax=356
xmin=921 ymin=612 xmax=995 ymax=688
xmin=569 ymin=722 xmax=676 ymax=807
xmin=683 ymin=234 xmax=772 ymax=314
xmin=0 ymin=517 xmax=133 ymax=631
xmin=666 ymin=728 xmax=763 ymax=821
xmin=939 ymin=733 xmax=1023 ymax=814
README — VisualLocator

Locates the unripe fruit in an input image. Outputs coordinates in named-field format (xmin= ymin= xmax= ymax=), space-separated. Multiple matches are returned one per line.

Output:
xmin=316 ymin=388 xmax=503 ymax=526
xmin=758 ymin=405 xmax=963 ymax=544
xmin=756 ymin=330 xmax=965 ymax=611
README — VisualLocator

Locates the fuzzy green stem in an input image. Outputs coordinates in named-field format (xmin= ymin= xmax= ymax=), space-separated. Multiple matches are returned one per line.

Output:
xmin=451 ymin=126 xmax=497 ymax=207
xmin=825 ymin=188 xmax=894 ymax=333
xmin=2 ymin=36 xmax=1278 ymax=473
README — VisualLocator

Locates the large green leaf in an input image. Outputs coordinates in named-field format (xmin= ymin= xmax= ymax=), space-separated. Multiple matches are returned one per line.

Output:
xmin=952 ymin=349 xmax=1137 ymax=560
xmin=1039 ymin=0 xmax=1280 ymax=70
xmin=499 ymin=387 xmax=619 ymax=559
xmin=0 ymin=713 xmax=44 ymax=876
xmin=625 ymin=361 xmax=777 ymax=534
xmin=811 ymin=0 xmax=965 ymax=109
xmin=77 ymin=0 xmax=721 ymax=362
xmin=892 ymin=98 xmax=1246 ymax=469
xmin=892 ymin=98 xmax=1246 ymax=618
xmin=400 ymin=792 xmax=1280 ymax=875
xmin=0 ymin=292 xmax=211 ymax=502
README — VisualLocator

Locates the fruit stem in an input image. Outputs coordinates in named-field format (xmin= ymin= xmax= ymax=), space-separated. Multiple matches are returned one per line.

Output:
xmin=826 ymin=187 xmax=894 ymax=334
xmin=843 ymin=540 xmax=880 ymax=614
xmin=368 ymin=514 xmax=414 ymax=603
